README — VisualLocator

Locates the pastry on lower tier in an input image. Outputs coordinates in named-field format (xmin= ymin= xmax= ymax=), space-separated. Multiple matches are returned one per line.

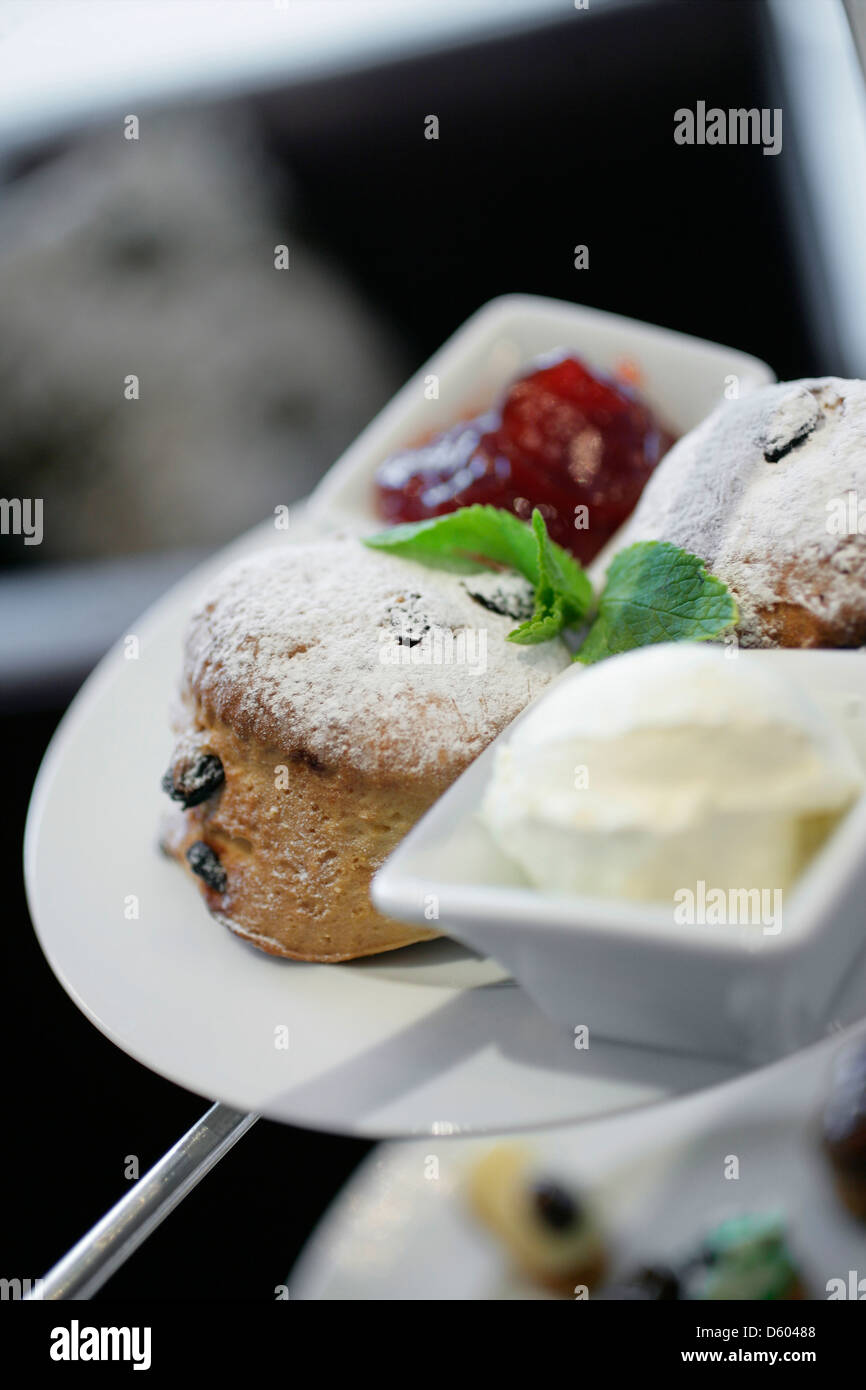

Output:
xmin=822 ymin=1037 xmax=866 ymax=1221
xmin=466 ymin=1146 xmax=607 ymax=1294
xmin=591 ymin=378 xmax=866 ymax=649
xmin=685 ymin=1214 xmax=805 ymax=1300
xmin=161 ymin=539 xmax=569 ymax=962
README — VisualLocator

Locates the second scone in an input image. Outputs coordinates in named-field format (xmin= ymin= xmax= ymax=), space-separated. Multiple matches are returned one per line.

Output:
xmin=590 ymin=378 xmax=866 ymax=649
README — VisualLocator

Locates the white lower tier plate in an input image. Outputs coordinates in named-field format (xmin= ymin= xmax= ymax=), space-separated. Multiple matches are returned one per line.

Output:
xmin=291 ymin=1025 xmax=866 ymax=1297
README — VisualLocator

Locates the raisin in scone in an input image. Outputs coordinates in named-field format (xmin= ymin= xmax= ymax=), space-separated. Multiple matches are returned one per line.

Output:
xmin=591 ymin=378 xmax=866 ymax=648
xmin=161 ymin=539 xmax=570 ymax=961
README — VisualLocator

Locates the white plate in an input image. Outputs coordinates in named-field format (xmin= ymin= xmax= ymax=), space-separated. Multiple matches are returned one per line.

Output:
xmin=290 ymin=1024 xmax=866 ymax=1299
xmin=374 ymin=650 xmax=866 ymax=1065
xmin=24 ymin=296 xmax=780 ymax=1136
xmin=23 ymin=509 xmax=743 ymax=1135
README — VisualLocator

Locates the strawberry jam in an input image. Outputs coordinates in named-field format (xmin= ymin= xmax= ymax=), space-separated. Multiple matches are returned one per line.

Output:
xmin=374 ymin=354 xmax=675 ymax=563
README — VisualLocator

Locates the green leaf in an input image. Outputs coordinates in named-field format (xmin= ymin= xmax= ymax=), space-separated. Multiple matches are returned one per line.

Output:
xmin=575 ymin=540 xmax=738 ymax=665
xmin=364 ymin=505 xmax=593 ymax=644
xmin=363 ymin=505 xmax=542 ymax=579
xmin=507 ymin=509 xmax=592 ymax=644
xmin=533 ymin=508 xmax=591 ymax=625
xmin=507 ymin=599 xmax=568 ymax=646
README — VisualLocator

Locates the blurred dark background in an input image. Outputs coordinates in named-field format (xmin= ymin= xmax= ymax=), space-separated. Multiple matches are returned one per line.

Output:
xmin=3 ymin=0 xmax=865 ymax=1298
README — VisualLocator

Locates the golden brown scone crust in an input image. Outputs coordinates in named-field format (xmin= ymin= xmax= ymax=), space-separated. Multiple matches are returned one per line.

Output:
xmin=162 ymin=713 xmax=442 ymax=961
xmin=163 ymin=539 xmax=570 ymax=961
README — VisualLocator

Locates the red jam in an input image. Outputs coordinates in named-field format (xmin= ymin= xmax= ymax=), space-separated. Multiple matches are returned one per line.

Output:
xmin=374 ymin=354 xmax=675 ymax=563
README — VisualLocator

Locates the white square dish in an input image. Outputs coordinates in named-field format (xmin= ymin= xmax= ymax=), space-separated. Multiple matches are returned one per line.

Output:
xmin=305 ymin=293 xmax=775 ymax=530
xmin=372 ymin=650 xmax=866 ymax=1066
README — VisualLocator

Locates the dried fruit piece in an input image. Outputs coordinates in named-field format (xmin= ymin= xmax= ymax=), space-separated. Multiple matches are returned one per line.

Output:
xmin=762 ymin=385 xmax=820 ymax=463
xmin=186 ymin=841 xmax=228 ymax=893
xmin=162 ymin=751 xmax=225 ymax=807
xmin=530 ymin=1179 xmax=582 ymax=1232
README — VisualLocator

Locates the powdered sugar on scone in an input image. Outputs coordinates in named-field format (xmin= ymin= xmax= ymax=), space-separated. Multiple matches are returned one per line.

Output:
xmin=592 ymin=378 xmax=866 ymax=648
xmin=180 ymin=539 xmax=570 ymax=777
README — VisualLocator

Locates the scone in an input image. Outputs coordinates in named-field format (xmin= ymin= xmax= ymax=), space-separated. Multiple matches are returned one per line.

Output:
xmin=686 ymin=1214 xmax=806 ymax=1301
xmin=161 ymin=538 xmax=569 ymax=961
xmin=466 ymin=1146 xmax=607 ymax=1294
xmin=592 ymin=378 xmax=866 ymax=648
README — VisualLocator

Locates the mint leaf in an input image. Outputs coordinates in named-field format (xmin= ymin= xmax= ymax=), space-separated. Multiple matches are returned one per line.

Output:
xmin=364 ymin=505 xmax=592 ymax=643
xmin=507 ymin=509 xmax=592 ymax=644
xmin=575 ymin=541 xmax=738 ymax=664
xmin=365 ymin=512 xmax=736 ymax=661
xmin=507 ymin=599 xmax=568 ymax=646
xmin=364 ymin=505 xmax=541 ymax=578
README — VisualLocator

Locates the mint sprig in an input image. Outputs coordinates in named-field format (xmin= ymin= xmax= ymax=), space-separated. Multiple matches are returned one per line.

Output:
xmin=576 ymin=540 xmax=738 ymax=664
xmin=364 ymin=504 xmax=592 ymax=642
xmin=507 ymin=509 xmax=592 ymax=644
xmin=363 ymin=508 xmax=737 ymax=660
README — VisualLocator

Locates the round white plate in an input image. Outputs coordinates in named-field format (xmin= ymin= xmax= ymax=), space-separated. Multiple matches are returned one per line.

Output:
xmin=290 ymin=1025 xmax=866 ymax=1297
xmin=24 ymin=513 xmax=866 ymax=1136
xmin=23 ymin=510 xmax=751 ymax=1138
xmin=19 ymin=295 xmax=847 ymax=1138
